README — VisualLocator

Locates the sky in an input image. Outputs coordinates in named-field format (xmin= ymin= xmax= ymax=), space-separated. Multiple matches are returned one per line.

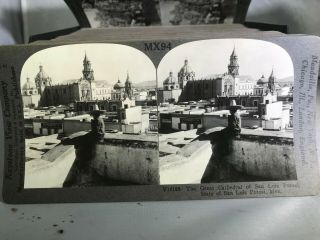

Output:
xmin=21 ymin=40 xmax=294 ymax=89
xmin=158 ymin=39 xmax=294 ymax=87
xmin=20 ymin=43 xmax=156 ymax=88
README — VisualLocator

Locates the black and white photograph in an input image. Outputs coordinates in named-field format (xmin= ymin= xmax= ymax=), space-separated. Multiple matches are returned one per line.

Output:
xmin=80 ymin=0 xmax=161 ymax=28
xmin=157 ymin=39 xmax=296 ymax=184
xmin=159 ymin=0 xmax=238 ymax=26
xmin=20 ymin=43 xmax=159 ymax=188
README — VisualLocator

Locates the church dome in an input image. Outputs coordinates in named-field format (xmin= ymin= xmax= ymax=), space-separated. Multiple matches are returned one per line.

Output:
xmin=179 ymin=59 xmax=193 ymax=75
xmin=114 ymin=79 xmax=124 ymax=89
xmin=22 ymin=78 xmax=36 ymax=90
xmin=257 ymin=74 xmax=268 ymax=85
xmin=163 ymin=72 xmax=176 ymax=84
xmin=35 ymin=65 xmax=50 ymax=80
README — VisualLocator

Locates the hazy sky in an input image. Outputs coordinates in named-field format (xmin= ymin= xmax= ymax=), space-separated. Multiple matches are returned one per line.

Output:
xmin=21 ymin=43 xmax=156 ymax=87
xmin=21 ymin=40 xmax=294 ymax=89
xmin=158 ymin=39 xmax=294 ymax=87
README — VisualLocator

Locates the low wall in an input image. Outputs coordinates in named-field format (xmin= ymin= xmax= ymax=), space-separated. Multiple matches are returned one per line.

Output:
xmin=159 ymin=128 xmax=296 ymax=184
xmin=63 ymin=120 xmax=91 ymax=136
xmin=92 ymin=135 xmax=159 ymax=185
xmin=202 ymin=115 xmax=262 ymax=130
xmin=228 ymin=130 xmax=296 ymax=180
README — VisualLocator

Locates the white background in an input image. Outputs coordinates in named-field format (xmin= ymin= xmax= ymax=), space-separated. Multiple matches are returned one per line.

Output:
xmin=1 ymin=0 xmax=320 ymax=239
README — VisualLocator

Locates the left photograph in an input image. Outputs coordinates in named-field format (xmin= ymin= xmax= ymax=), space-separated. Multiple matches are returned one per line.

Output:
xmin=21 ymin=44 xmax=159 ymax=188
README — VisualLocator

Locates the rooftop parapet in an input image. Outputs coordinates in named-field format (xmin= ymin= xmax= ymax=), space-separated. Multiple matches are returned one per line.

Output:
xmin=160 ymin=128 xmax=295 ymax=184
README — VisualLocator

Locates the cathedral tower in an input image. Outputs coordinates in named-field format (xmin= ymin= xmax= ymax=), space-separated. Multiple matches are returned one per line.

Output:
xmin=228 ymin=47 xmax=239 ymax=77
xmin=268 ymin=68 xmax=276 ymax=93
xmin=82 ymin=53 xmax=94 ymax=81
xmin=125 ymin=71 xmax=133 ymax=99
xmin=80 ymin=53 xmax=95 ymax=101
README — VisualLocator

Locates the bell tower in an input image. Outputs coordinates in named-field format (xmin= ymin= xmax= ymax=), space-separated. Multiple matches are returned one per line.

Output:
xmin=228 ymin=47 xmax=239 ymax=77
xmin=125 ymin=71 xmax=133 ymax=99
xmin=82 ymin=53 xmax=94 ymax=81
xmin=268 ymin=68 xmax=276 ymax=93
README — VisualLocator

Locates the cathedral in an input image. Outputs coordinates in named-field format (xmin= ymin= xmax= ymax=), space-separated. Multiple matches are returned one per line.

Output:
xmin=21 ymin=53 xmax=133 ymax=108
xmin=174 ymin=47 xmax=280 ymax=103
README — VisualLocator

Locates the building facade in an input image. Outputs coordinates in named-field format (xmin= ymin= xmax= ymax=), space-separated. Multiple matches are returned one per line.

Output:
xmin=21 ymin=77 xmax=41 ymax=107
xmin=22 ymin=53 xmax=116 ymax=107
xmin=178 ymin=48 xmax=283 ymax=105
xmin=159 ymin=71 xmax=182 ymax=103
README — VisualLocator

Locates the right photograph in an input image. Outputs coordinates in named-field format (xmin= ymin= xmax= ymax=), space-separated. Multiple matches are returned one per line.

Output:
xmin=157 ymin=39 xmax=296 ymax=184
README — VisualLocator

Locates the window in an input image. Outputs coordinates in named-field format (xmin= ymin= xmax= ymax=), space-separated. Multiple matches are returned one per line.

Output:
xmin=124 ymin=104 xmax=128 ymax=109
xmin=253 ymin=100 xmax=258 ymax=107
xmin=266 ymin=100 xmax=269 ymax=104
xmin=112 ymin=105 xmax=117 ymax=111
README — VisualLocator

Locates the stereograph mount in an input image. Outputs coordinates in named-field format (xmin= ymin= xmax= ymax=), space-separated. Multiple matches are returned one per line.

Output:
xmin=0 ymin=25 xmax=319 ymax=203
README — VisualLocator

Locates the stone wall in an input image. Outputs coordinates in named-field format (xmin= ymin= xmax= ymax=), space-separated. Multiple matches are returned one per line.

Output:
xmin=92 ymin=135 xmax=159 ymax=185
xmin=40 ymin=83 xmax=80 ymax=107
xmin=159 ymin=128 xmax=296 ymax=184
xmin=228 ymin=130 xmax=296 ymax=180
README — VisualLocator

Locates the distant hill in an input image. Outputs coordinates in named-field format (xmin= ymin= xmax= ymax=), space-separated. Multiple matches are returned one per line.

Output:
xmin=276 ymin=76 xmax=294 ymax=83
xmin=200 ymin=74 xmax=223 ymax=80
xmin=133 ymin=80 xmax=157 ymax=89
xmin=62 ymin=79 xmax=114 ymax=87
xmin=200 ymin=74 xmax=294 ymax=83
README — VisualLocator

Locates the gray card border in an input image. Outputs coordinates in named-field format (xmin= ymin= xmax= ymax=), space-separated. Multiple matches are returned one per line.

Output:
xmin=0 ymin=35 xmax=319 ymax=204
